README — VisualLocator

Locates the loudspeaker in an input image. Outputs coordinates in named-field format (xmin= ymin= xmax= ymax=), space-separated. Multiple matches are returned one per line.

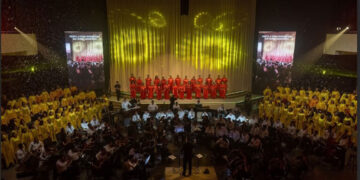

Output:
xmin=180 ymin=0 xmax=189 ymax=15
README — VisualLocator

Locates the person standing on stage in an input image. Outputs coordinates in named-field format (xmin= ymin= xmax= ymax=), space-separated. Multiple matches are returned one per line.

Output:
xmin=145 ymin=74 xmax=152 ymax=89
xmin=206 ymin=74 xmax=212 ymax=87
xmin=169 ymin=95 xmax=177 ymax=110
xmin=129 ymin=74 xmax=136 ymax=84
xmin=186 ymin=82 xmax=192 ymax=99
xmin=161 ymin=76 xmax=167 ymax=89
xmin=190 ymin=76 xmax=196 ymax=92
xmin=178 ymin=83 xmax=185 ymax=99
xmin=216 ymin=75 xmax=222 ymax=91
xmin=194 ymin=82 xmax=202 ymax=99
xmin=175 ymin=75 xmax=182 ymax=87
xmin=197 ymin=75 xmax=203 ymax=85
xmin=202 ymin=84 xmax=209 ymax=99
xmin=136 ymin=77 xmax=142 ymax=93
xmin=172 ymin=84 xmax=179 ymax=98
xmin=164 ymin=83 xmax=170 ymax=99
xmin=183 ymin=75 xmax=189 ymax=85
xmin=140 ymin=83 xmax=147 ymax=99
xmin=115 ymin=81 xmax=121 ymax=101
xmin=182 ymin=136 xmax=193 ymax=176
xmin=210 ymin=82 xmax=217 ymax=98
xmin=156 ymin=84 xmax=162 ymax=100
xmin=168 ymin=75 xmax=174 ymax=91
xmin=130 ymin=82 xmax=137 ymax=99
xmin=148 ymin=84 xmax=154 ymax=99
xmin=219 ymin=83 xmax=226 ymax=98
xmin=154 ymin=75 xmax=160 ymax=87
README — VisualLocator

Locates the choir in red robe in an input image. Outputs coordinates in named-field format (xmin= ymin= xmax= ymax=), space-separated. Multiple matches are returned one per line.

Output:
xmin=127 ymin=74 xmax=227 ymax=99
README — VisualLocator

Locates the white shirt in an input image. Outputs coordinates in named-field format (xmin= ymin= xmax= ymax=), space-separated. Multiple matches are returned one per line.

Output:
xmin=147 ymin=104 xmax=158 ymax=112
xmin=178 ymin=110 xmax=185 ymax=120
xmin=173 ymin=104 xmax=181 ymax=110
xmin=81 ymin=122 xmax=89 ymax=130
xmin=29 ymin=141 xmax=44 ymax=153
xmin=16 ymin=149 xmax=26 ymax=161
xmin=132 ymin=114 xmax=141 ymax=122
xmin=236 ymin=115 xmax=246 ymax=122
xmin=66 ymin=125 xmax=75 ymax=135
xmin=188 ymin=110 xmax=195 ymax=119
xmin=156 ymin=112 xmax=166 ymax=120
xmin=142 ymin=112 xmax=151 ymax=122
xmin=90 ymin=119 xmax=100 ymax=127
xmin=273 ymin=121 xmax=283 ymax=129
xmin=201 ymin=112 xmax=209 ymax=117
xmin=166 ymin=111 xmax=175 ymax=119
xmin=122 ymin=101 xmax=131 ymax=111
xmin=217 ymin=106 xmax=226 ymax=113
xmin=225 ymin=113 xmax=236 ymax=121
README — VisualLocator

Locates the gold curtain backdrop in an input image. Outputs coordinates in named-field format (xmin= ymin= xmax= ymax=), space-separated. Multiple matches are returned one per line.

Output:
xmin=107 ymin=0 xmax=256 ymax=92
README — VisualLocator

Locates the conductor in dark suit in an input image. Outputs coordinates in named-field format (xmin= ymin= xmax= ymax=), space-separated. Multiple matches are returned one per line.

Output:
xmin=169 ymin=95 xmax=177 ymax=110
xmin=182 ymin=136 xmax=193 ymax=176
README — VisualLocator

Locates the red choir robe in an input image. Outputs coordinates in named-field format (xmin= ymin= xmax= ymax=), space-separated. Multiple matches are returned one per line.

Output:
xmin=205 ymin=78 xmax=212 ymax=87
xmin=154 ymin=78 xmax=160 ymax=86
xmin=222 ymin=77 xmax=228 ymax=84
xmin=161 ymin=79 xmax=167 ymax=89
xmin=130 ymin=83 xmax=137 ymax=99
xmin=140 ymin=86 xmax=147 ymax=99
xmin=178 ymin=85 xmax=185 ymax=99
xmin=156 ymin=86 xmax=162 ymax=100
xmin=215 ymin=78 xmax=222 ymax=89
xmin=164 ymin=84 xmax=171 ymax=99
xmin=219 ymin=84 xmax=226 ymax=98
xmin=136 ymin=79 xmax=143 ymax=92
xmin=202 ymin=85 xmax=209 ymax=99
xmin=130 ymin=76 xmax=136 ymax=84
xmin=210 ymin=84 xmax=217 ymax=98
xmin=190 ymin=78 xmax=197 ymax=92
xmin=183 ymin=78 xmax=189 ymax=86
xmin=172 ymin=86 xmax=179 ymax=98
xmin=146 ymin=78 xmax=152 ymax=88
xmin=194 ymin=84 xmax=202 ymax=98
xmin=175 ymin=77 xmax=182 ymax=86
xmin=197 ymin=78 xmax=203 ymax=85
xmin=148 ymin=85 xmax=154 ymax=99
xmin=168 ymin=78 xmax=174 ymax=90
xmin=186 ymin=84 xmax=192 ymax=99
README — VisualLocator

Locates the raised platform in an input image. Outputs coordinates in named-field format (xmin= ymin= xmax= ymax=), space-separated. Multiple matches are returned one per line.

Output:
xmin=109 ymin=91 xmax=262 ymax=110
xmin=165 ymin=166 xmax=217 ymax=180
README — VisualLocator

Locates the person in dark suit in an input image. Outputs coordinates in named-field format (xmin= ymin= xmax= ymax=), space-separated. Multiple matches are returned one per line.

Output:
xmin=115 ymin=81 xmax=121 ymax=101
xmin=169 ymin=95 xmax=177 ymax=110
xmin=182 ymin=136 xmax=193 ymax=176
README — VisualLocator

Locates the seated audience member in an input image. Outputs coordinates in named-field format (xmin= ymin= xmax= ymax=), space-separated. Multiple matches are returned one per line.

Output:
xmin=142 ymin=111 xmax=151 ymax=122
xmin=188 ymin=108 xmax=195 ymax=120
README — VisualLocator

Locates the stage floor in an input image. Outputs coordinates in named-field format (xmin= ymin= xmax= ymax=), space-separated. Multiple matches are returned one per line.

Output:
xmin=164 ymin=166 xmax=217 ymax=180
xmin=109 ymin=94 xmax=262 ymax=109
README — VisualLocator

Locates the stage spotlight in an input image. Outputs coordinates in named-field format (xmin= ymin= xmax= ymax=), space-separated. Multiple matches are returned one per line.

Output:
xmin=30 ymin=66 xmax=35 ymax=72
xmin=336 ymin=27 xmax=341 ymax=31
xmin=345 ymin=26 xmax=349 ymax=29
xmin=322 ymin=70 xmax=326 ymax=75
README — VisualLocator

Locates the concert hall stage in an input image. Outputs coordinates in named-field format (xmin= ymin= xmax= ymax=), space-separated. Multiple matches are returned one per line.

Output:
xmin=109 ymin=91 xmax=263 ymax=109
xmin=164 ymin=166 xmax=218 ymax=180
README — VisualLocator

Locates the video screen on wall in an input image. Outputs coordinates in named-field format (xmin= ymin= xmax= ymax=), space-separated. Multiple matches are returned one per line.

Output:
xmin=65 ymin=31 xmax=105 ymax=90
xmin=254 ymin=31 xmax=296 ymax=93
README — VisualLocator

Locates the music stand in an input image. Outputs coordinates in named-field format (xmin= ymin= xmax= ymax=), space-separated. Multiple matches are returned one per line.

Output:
xmin=168 ymin=154 xmax=180 ymax=174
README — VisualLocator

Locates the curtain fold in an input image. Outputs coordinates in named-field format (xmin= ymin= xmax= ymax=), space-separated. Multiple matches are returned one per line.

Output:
xmin=107 ymin=0 xmax=256 ymax=92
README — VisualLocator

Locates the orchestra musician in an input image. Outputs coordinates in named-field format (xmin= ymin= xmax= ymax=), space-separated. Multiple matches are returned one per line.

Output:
xmin=56 ymin=154 xmax=72 ymax=178
xmin=182 ymin=136 xmax=193 ymax=176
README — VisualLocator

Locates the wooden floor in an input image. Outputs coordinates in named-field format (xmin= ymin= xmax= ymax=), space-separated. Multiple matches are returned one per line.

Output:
xmin=164 ymin=166 xmax=217 ymax=180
